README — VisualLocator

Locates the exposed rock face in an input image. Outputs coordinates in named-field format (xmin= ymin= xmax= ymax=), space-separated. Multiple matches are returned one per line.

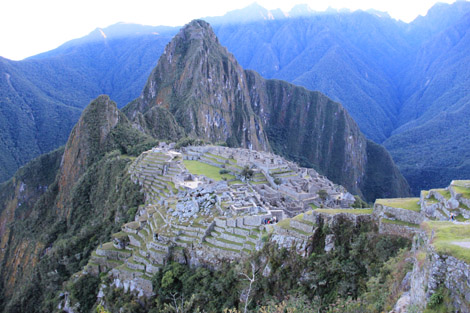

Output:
xmin=124 ymin=20 xmax=410 ymax=201
xmin=407 ymin=232 xmax=470 ymax=312
xmin=57 ymin=95 xmax=122 ymax=212
xmin=125 ymin=20 xmax=270 ymax=151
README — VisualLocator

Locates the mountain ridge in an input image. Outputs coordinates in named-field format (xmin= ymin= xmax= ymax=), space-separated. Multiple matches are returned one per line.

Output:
xmin=1 ymin=1 xmax=470 ymax=193
xmin=123 ymin=19 xmax=410 ymax=201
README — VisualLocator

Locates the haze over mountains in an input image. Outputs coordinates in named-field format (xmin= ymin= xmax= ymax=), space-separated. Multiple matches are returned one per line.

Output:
xmin=1 ymin=1 xmax=470 ymax=194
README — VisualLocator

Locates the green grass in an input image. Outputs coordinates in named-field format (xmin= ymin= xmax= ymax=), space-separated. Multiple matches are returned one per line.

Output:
xmin=251 ymin=181 xmax=269 ymax=185
xmin=381 ymin=218 xmax=419 ymax=228
xmin=228 ymin=180 xmax=243 ymax=185
xmin=376 ymin=198 xmax=421 ymax=212
xmin=224 ymin=232 xmax=245 ymax=239
xmin=452 ymin=180 xmax=470 ymax=187
xmin=432 ymin=189 xmax=451 ymax=200
xmin=203 ymin=241 xmax=240 ymax=253
xmin=206 ymin=153 xmax=228 ymax=160
xmin=112 ymin=232 xmax=129 ymax=239
xmin=101 ymin=242 xmax=132 ymax=253
xmin=183 ymin=160 xmax=235 ymax=181
xmin=452 ymin=185 xmax=470 ymax=198
xmin=422 ymin=221 xmax=470 ymax=263
xmin=455 ymin=215 xmax=469 ymax=222
xmin=314 ymin=208 xmax=373 ymax=215
xmin=276 ymin=219 xmax=311 ymax=236
xmin=424 ymin=196 xmax=439 ymax=204
xmin=293 ymin=213 xmax=316 ymax=225
xmin=202 ymin=155 xmax=224 ymax=165
xmin=309 ymin=203 xmax=318 ymax=209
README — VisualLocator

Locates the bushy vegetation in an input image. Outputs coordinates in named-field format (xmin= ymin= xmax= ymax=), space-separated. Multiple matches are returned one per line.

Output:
xmin=99 ymin=216 xmax=410 ymax=312
xmin=0 ymin=101 xmax=152 ymax=312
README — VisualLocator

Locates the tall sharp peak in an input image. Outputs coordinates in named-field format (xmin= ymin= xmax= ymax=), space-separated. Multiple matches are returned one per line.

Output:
xmin=174 ymin=19 xmax=218 ymax=43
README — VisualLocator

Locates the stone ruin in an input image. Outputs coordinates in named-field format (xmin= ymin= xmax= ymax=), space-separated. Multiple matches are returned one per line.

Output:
xmin=84 ymin=144 xmax=357 ymax=297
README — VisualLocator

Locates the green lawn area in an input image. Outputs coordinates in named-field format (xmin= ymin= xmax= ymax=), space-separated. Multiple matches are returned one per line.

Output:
xmin=183 ymin=160 xmax=235 ymax=181
xmin=375 ymin=198 xmax=421 ymax=212
xmin=422 ymin=221 xmax=470 ymax=263
xmin=314 ymin=208 xmax=373 ymax=215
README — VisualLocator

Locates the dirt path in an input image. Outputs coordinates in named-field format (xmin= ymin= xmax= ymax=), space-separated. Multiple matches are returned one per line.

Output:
xmin=451 ymin=241 xmax=470 ymax=249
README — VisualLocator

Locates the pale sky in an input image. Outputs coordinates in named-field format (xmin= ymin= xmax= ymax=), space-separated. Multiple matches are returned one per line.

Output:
xmin=0 ymin=0 xmax=459 ymax=60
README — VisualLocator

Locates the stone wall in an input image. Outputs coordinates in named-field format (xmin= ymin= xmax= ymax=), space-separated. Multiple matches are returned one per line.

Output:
xmin=407 ymin=233 xmax=470 ymax=312
xmin=379 ymin=222 xmax=420 ymax=239
xmin=373 ymin=204 xmax=424 ymax=225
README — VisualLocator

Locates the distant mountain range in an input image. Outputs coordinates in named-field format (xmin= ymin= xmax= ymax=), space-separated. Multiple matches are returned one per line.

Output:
xmin=1 ymin=1 xmax=470 ymax=194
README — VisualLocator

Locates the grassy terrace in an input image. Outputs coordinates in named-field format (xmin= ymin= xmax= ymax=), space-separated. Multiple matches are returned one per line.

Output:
xmin=452 ymin=180 xmax=470 ymax=187
xmin=206 ymin=153 xmax=228 ymax=160
xmin=183 ymin=160 xmax=235 ymax=181
xmin=423 ymin=221 xmax=470 ymax=263
xmin=424 ymin=196 xmax=439 ymax=204
xmin=375 ymin=198 xmax=421 ymax=212
xmin=203 ymin=241 xmax=240 ymax=253
xmin=381 ymin=218 xmax=419 ymax=228
xmin=276 ymin=219 xmax=311 ymax=236
xmin=452 ymin=185 xmax=470 ymax=198
xmin=432 ymin=188 xmax=451 ymax=200
xmin=293 ymin=213 xmax=316 ymax=225
xmin=314 ymin=208 xmax=373 ymax=215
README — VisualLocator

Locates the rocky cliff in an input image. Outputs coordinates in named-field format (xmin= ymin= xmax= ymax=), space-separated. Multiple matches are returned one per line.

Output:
xmin=124 ymin=20 xmax=270 ymax=151
xmin=124 ymin=20 xmax=410 ymax=201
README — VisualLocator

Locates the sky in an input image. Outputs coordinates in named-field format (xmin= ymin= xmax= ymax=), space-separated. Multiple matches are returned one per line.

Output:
xmin=0 ymin=0 xmax=459 ymax=60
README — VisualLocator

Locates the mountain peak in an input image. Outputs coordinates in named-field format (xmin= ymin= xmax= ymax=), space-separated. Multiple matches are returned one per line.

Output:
xmin=175 ymin=19 xmax=217 ymax=43
xmin=127 ymin=19 xmax=270 ymax=151
xmin=57 ymin=95 xmax=121 ymax=210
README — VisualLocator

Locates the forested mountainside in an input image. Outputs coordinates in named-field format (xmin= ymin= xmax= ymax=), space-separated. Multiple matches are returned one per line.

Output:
xmin=0 ymin=95 xmax=155 ymax=312
xmin=0 ymin=26 xmax=176 ymax=182
xmin=1 ymin=1 xmax=470 ymax=192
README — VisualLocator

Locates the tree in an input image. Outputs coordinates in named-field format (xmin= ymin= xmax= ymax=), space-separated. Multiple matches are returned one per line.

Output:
xmin=241 ymin=166 xmax=254 ymax=180
xmin=240 ymin=261 xmax=257 ymax=313
xmin=318 ymin=189 xmax=328 ymax=201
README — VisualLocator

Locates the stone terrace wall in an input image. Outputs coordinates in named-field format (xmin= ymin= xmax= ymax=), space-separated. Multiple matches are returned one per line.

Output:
xmin=408 ymin=233 xmax=470 ymax=312
xmin=373 ymin=204 xmax=425 ymax=225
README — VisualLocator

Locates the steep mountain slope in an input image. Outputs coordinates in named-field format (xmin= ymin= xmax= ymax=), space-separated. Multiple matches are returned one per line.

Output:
xmin=211 ymin=12 xmax=411 ymax=143
xmin=0 ymin=58 xmax=81 ymax=182
xmin=0 ymin=26 xmax=176 ymax=183
xmin=0 ymin=95 xmax=154 ymax=312
xmin=124 ymin=20 xmax=271 ymax=152
xmin=125 ymin=20 xmax=410 ymax=201
xmin=385 ymin=10 xmax=470 ymax=193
